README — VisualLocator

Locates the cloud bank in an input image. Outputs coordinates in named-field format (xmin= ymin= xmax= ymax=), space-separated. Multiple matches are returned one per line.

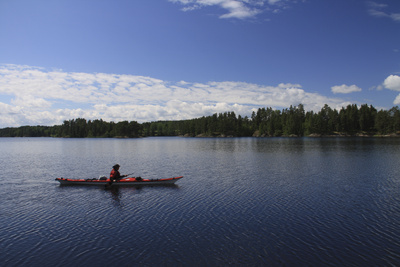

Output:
xmin=0 ymin=64 xmax=366 ymax=128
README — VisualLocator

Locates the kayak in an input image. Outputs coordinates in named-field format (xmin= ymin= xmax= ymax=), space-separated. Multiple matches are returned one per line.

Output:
xmin=55 ymin=176 xmax=183 ymax=186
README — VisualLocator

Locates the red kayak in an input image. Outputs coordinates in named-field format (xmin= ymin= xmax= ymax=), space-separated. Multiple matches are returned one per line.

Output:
xmin=55 ymin=176 xmax=183 ymax=186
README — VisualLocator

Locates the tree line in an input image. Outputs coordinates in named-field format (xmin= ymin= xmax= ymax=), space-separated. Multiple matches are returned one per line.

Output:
xmin=0 ymin=119 xmax=141 ymax=138
xmin=0 ymin=104 xmax=399 ymax=138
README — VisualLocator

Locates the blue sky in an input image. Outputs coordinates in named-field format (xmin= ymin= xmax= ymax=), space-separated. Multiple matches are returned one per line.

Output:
xmin=0 ymin=0 xmax=399 ymax=127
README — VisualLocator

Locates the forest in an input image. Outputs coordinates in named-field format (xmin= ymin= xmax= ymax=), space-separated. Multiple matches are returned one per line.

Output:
xmin=0 ymin=104 xmax=399 ymax=138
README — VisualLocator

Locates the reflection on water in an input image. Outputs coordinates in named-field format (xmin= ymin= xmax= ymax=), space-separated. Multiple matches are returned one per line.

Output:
xmin=0 ymin=137 xmax=400 ymax=266
xmin=108 ymin=186 xmax=122 ymax=207
xmin=105 ymin=184 xmax=179 ymax=208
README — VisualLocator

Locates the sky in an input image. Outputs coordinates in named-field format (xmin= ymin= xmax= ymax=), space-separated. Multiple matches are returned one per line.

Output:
xmin=0 ymin=0 xmax=400 ymax=128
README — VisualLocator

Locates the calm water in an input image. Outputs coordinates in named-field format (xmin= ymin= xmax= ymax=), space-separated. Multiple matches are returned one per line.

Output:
xmin=0 ymin=137 xmax=399 ymax=266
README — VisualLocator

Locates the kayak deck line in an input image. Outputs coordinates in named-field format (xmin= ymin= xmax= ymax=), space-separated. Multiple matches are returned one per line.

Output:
xmin=55 ymin=176 xmax=183 ymax=186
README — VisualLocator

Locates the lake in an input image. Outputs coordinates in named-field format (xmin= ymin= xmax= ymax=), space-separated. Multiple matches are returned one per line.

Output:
xmin=0 ymin=137 xmax=399 ymax=266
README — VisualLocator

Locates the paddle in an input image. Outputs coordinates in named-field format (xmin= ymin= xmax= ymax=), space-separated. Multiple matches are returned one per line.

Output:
xmin=106 ymin=172 xmax=134 ymax=188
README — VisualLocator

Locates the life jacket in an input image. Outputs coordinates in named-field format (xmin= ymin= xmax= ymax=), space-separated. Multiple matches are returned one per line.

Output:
xmin=110 ymin=169 xmax=120 ymax=180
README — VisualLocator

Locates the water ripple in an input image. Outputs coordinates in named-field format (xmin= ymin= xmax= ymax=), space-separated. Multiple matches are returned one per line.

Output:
xmin=1 ymin=137 xmax=400 ymax=266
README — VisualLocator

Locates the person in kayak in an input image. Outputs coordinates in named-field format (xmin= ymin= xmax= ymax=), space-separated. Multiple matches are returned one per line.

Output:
xmin=110 ymin=164 xmax=127 ymax=182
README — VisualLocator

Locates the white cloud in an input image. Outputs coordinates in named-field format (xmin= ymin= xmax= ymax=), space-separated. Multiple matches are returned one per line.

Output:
xmin=0 ymin=102 xmax=22 ymax=116
xmin=368 ymin=1 xmax=400 ymax=22
xmin=331 ymin=84 xmax=362 ymax=94
xmin=394 ymin=94 xmax=400 ymax=105
xmin=169 ymin=0 xmax=295 ymax=19
xmin=220 ymin=0 xmax=261 ymax=19
xmin=0 ymin=64 xmax=352 ymax=127
xmin=378 ymin=74 xmax=400 ymax=105
xmin=367 ymin=1 xmax=387 ymax=9
xmin=383 ymin=75 xmax=400 ymax=91
xmin=11 ymin=95 xmax=52 ymax=109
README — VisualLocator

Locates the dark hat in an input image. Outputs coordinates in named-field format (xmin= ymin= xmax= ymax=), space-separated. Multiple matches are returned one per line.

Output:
xmin=113 ymin=164 xmax=120 ymax=169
